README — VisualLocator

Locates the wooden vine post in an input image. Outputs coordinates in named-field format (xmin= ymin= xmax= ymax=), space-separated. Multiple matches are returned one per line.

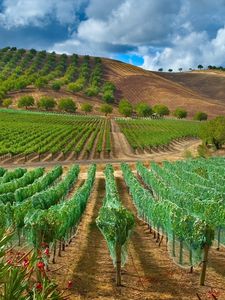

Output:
xmin=200 ymin=244 xmax=210 ymax=286
xmin=116 ymin=243 xmax=122 ymax=286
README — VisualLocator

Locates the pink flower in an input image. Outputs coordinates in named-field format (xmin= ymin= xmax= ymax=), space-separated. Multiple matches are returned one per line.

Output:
xmin=36 ymin=282 xmax=42 ymax=291
xmin=44 ymin=248 xmax=50 ymax=257
xmin=22 ymin=258 xmax=29 ymax=268
xmin=37 ymin=261 xmax=45 ymax=270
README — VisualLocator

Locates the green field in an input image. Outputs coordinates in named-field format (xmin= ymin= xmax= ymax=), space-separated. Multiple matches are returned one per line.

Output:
xmin=116 ymin=118 xmax=201 ymax=150
xmin=0 ymin=110 xmax=111 ymax=158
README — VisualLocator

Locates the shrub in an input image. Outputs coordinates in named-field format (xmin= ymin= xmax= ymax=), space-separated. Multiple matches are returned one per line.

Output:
xmin=34 ymin=77 xmax=47 ymax=89
xmin=153 ymin=104 xmax=170 ymax=116
xmin=173 ymin=108 xmax=187 ymax=119
xmin=51 ymin=81 xmax=61 ymax=91
xmin=193 ymin=112 xmax=208 ymax=121
xmin=119 ymin=99 xmax=133 ymax=117
xmin=100 ymin=104 xmax=113 ymax=116
xmin=200 ymin=116 xmax=225 ymax=149
xmin=37 ymin=96 xmax=56 ymax=110
xmin=81 ymin=103 xmax=93 ymax=114
xmin=102 ymin=90 xmax=115 ymax=103
xmin=58 ymin=98 xmax=77 ymax=113
xmin=85 ymin=85 xmax=99 ymax=97
xmin=2 ymin=98 xmax=12 ymax=108
xmin=18 ymin=96 xmax=34 ymax=109
xmin=136 ymin=102 xmax=152 ymax=117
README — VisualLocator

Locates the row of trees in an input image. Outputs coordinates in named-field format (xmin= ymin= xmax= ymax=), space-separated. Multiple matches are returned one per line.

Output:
xmin=158 ymin=65 xmax=205 ymax=72
xmin=118 ymin=99 xmax=208 ymax=120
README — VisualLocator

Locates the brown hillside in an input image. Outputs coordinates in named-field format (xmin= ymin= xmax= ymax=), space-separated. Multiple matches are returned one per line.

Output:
xmin=103 ymin=58 xmax=225 ymax=118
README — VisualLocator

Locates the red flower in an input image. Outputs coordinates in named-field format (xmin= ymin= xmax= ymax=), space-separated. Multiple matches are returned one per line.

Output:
xmin=41 ymin=242 xmax=48 ymax=248
xmin=44 ymin=248 xmax=50 ymax=257
xmin=67 ymin=280 xmax=73 ymax=289
xmin=37 ymin=261 xmax=45 ymax=270
xmin=7 ymin=258 xmax=13 ymax=265
xmin=22 ymin=258 xmax=29 ymax=268
xmin=36 ymin=282 xmax=42 ymax=291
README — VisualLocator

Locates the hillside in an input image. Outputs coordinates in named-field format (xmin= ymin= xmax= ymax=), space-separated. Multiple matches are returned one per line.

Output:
xmin=103 ymin=58 xmax=225 ymax=117
xmin=1 ymin=47 xmax=225 ymax=118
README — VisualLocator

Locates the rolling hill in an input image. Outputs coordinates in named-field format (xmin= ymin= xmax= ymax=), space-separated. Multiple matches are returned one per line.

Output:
xmin=103 ymin=58 xmax=225 ymax=117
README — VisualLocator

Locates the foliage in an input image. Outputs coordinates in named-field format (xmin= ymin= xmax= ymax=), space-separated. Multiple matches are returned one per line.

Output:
xmin=2 ymin=98 xmax=12 ymax=108
xmin=100 ymin=104 xmax=113 ymax=116
xmin=18 ymin=95 xmax=34 ymax=109
xmin=200 ymin=116 xmax=225 ymax=149
xmin=194 ymin=112 xmax=208 ymax=121
xmin=51 ymin=81 xmax=61 ymax=91
xmin=135 ymin=102 xmax=152 ymax=117
xmin=58 ymin=98 xmax=77 ymax=113
xmin=173 ymin=108 xmax=187 ymax=119
xmin=34 ymin=77 xmax=48 ymax=89
xmin=37 ymin=96 xmax=56 ymax=110
xmin=153 ymin=104 xmax=170 ymax=116
xmin=81 ymin=103 xmax=93 ymax=113
xmin=118 ymin=99 xmax=133 ymax=117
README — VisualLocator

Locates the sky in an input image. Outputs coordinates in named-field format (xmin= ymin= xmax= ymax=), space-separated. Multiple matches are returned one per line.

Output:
xmin=0 ymin=0 xmax=225 ymax=71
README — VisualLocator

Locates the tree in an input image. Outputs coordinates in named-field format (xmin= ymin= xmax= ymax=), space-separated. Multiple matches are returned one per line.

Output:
xmin=81 ymin=103 xmax=93 ymax=114
xmin=18 ymin=96 xmax=34 ymax=109
xmin=168 ymin=69 xmax=173 ymax=72
xmin=173 ymin=108 xmax=187 ymax=119
xmin=34 ymin=77 xmax=47 ymax=90
xmin=193 ymin=112 xmax=208 ymax=121
xmin=100 ymin=104 xmax=113 ymax=116
xmin=85 ymin=85 xmax=99 ymax=97
xmin=153 ymin=104 xmax=170 ymax=117
xmin=198 ymin=64 xmax=203 ymax=70
xmin=37 ymin=96 xmax=56 ymax=110
xmin=51 ymin=81 xmax=61 ymax=91
xmin=200 ymin=116 xmax=225 ymax=149
xmin=102 ymin=90 xmax=115 ymax=103
xmin=136 ymin=103 xmax=152 ymax=117
xmin=2 ymin=98 xmax=12 ymax=108
xmin=158 ymin=68 xmax=163 ymax=72
xmin=58 ymin=98 xmax=77 ymax=113
xmin=178 ymin=68 xmax=183 ymax=72
xmin=118 ymin=99 xmax=133 ymax=117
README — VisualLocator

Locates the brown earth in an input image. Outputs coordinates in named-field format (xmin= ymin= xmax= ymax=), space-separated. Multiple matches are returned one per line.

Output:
xmin=103 ymin=59 xmax=225 ymax=118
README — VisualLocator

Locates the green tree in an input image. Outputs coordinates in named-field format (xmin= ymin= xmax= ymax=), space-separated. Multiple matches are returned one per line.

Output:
xmin=2 ymin=98 xmax=12 ymax=108
xmin=200 ymin=116 xmax=225 ymax=149
xmin=34 ymin=77 xmax=47 ymax=90
xmin=85 ymin=85 xmax=99 ymax=97
xmin=51 ymin=81 xmax=61 ymax=91
xmin=136 ymin=102 xmax=152 ymax=117
xmin=100 ymin=104 xmax=113 ymax=116
xmin=118 ymin=99 xmax=133 ymax=117
xmin=198 ymin=64 xmax=204 ymax=70
xmin=158 ymin=68 xmax=163 ymax=72
xmin=81 ymin=103 xmax=93 ymax=114
xmin=193 ymin=112 xmax=208 ymax=121
xmin=37 ymin=96 xmax=56 ymax=110
xmin=168 ymin=69 xmax=173 ymax=72
xmin=153 ymin=104 xmax=170 ymax=117
xmin=18 ymin=96 xmax=34 ymax=109
xmin=173 ymin=108 xmax=187 ymax=119
xmin=58 ymin=98 xmax=77 ymax=113
xmin=102 ymin=90 xmax=115 ymax=103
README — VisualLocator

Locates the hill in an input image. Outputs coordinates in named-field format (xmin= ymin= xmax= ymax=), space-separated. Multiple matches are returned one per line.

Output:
xmin=103 ymin=58 xmax=225 ymax=117
xmin=0 ymin=47 xmax=225 ymax=118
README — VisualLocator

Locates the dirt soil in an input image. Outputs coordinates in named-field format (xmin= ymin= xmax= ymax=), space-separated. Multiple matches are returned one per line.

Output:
xmin=49 ymin=169 xmax=225 ymax=300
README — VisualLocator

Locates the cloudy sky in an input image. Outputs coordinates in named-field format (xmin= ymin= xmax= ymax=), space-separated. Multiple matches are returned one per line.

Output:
xmin=0 ymin=0 xmax=225 ymax=71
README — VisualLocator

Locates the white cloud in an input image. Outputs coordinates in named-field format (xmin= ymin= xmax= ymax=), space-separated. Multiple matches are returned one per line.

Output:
xmin=142 ymin=27 xmax=225 ymax=71
xmin=0 ymin=0 xmax=80 ymax=28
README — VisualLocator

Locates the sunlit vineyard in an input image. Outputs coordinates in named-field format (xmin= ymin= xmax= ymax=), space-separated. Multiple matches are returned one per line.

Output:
xmin=116 ymin=118 xmax=201 ymax=151
xmin=0 ymin=110 xmax=111 ymax=163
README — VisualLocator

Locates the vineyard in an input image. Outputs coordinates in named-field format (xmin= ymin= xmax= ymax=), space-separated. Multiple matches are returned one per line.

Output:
xmin=0 ymin=110 xmax=111 ymax=163
xmin=1 ymin=158 xmax=225 ymax=299
xmin=116 ymin=118 xmax=201 ymax=152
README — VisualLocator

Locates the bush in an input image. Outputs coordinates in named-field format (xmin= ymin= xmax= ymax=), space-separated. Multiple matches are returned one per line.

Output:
xmin=153 ymin=104 xmax=170 ymax=116
xmin=200 ymin=116 xmax=225 ymax=149
xmin=58 ymin=98 xmax=77 ymax=113
xmin=102 ymin=90 xmax=115 ymax=103
xmin=100 ymin=104 xmax=113 ymax=116
xmin=2 ymin=98 xmax=12 ymax=108
xmin=37 ymin=96 xmax=56 ymax=110
xmin=51 ymin=81 xmax=61 ymax=91
xmin=173 ymin=108 xmax=187 ymax=119
xmin=193 ymin=112 xmax=208 ymax=121
xmin=136 ymin=102 xmax=152 ymax=117
xmin=18 ymin=96 xmax=34 ymax=109
xmin=119 ymin=99 xmax=133 ymax=117
xmin=81 ymin=103 xmax=93 ymax=114
xmin=85 ymin=85 xmax=99 ymax=97
xmin=34 ymin=77 xmax=47 ymax=89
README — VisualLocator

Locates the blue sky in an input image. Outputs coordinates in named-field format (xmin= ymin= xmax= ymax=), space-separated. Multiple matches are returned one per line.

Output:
xmin=0 ymin=0 xmax=225 ymax=70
